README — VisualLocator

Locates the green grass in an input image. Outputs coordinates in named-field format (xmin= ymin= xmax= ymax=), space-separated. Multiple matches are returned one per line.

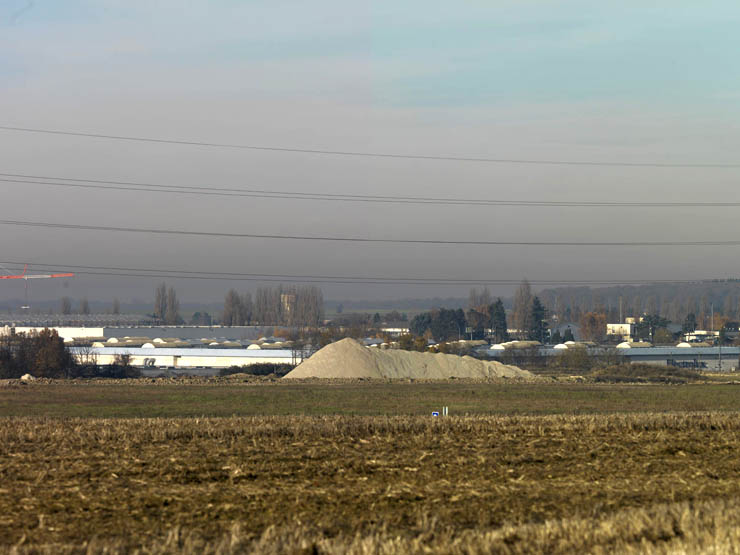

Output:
xmin=3 ymin=381 xmax=740 ymax=417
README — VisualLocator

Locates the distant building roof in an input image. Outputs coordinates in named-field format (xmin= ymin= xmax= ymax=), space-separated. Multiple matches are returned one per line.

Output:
xmin=73 ymin=347 xmax=294 ymax=357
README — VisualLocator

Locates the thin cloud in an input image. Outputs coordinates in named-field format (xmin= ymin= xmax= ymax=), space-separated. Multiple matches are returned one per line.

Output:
xmin=10 ymin=0 xmax=33 ymax=24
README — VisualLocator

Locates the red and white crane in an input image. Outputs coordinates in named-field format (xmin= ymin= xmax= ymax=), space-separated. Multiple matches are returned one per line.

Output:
xmin=0 ymin=264 xmax=75 ymax=282
xmin=0 ymin=264 xmax=75 ymax=309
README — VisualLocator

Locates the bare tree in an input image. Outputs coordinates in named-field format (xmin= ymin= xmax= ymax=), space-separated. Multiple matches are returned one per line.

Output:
xmin=80 ymin=298 xmax=90 ymax=315
xmin=645 ymin=295 xmax=658 ymax=316
xmin=512 ymin=280 xmax=533 ymax=339
xmin=60 ymin=297 xmax=72 ymax=315
xmin=114 ymin=353 xmax=132 ymax=368
xmin=165 ymin=286 xmax=180 ymax=325
xmin=239 ymin=292 xmax=253 ymax=325
xmin=468 ymin=287 xmax=492 ymax=312
xmin=579 ymin=311 xmax=606 ymax=342
xmin=723 ymin=293 xmax=736 ymax=320
xmin=222 ymin=289 xmax=241 ymax=326
xmin=247 ymin=285 xmax=322 ymax=326
xmin=112 ymin=298 xmax=120 ymax=315
xmin=76 ymin=344 xmax=98 ymax=368
xmin=154 ymin=283 xmax=167 ymax=322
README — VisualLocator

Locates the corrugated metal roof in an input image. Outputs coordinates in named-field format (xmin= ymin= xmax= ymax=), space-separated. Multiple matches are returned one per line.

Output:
xmin=72 ymin=347 xmax=294 ymax=357
xmin=621 ymin=347 xmax=740 ymax=356
xmin=482 ymin=345 xmax=740 ymax=357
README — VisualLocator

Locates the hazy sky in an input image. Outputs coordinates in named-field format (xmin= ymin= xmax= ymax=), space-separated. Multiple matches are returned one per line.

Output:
xmin=2 ymin=1 xmax=740 ymax=305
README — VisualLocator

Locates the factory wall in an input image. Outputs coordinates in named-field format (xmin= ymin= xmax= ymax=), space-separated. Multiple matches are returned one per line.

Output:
xmin=9 ymin=327 xmax=105 ymax=339
xmin=73 ymin=347 xmax=296 ymax=369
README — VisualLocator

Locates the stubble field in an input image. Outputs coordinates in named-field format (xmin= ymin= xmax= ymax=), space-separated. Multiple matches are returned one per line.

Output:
xmin=4 ymin=379 xmax=740 ymax=417
xmin=5 ymin=382 xmax=740 ymax=553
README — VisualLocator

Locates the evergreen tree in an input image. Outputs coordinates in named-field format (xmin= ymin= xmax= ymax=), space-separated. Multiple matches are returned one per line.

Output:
xmin=563 ymin=327 xmax=575 ymax=342
xmin=682 ymin=312 xmax=697 ymax=333
xmin=465 ymin=308 xmax=488 ymax=339
xmin=528 ymin=296 xmax=547 ymax=342
xmin=551 ymin=329 xmax=562 ymax=344
xmin=636 ymin=314 xmax=670 ymax=342
xmin=190 ymin=311 xmax=212 ymax=326
xmin=409 ymin=312 xmax=433 ymax=337
xmin=490 ymin=298 xmax=508 ymax=342
xmin=720 ymin=327 xmax=730 ymax=345
xmin=409 ymin=308 xmax=466 ymax=341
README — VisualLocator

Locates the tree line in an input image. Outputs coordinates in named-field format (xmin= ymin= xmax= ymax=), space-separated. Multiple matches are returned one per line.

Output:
xmin=154 ymin=283 xmax=182 ymax=325
xmin=59 ymin=297 xmax=122 ymax=315
xmin=539 ymin=280 xmax=740 ymax=329
xmin=146 ymin=283 xmax=324 ymax=327
xmin=222 ymin=285 xmax=324 ymax=327
xmin=409 ymin=283 xmax=548 ymax=343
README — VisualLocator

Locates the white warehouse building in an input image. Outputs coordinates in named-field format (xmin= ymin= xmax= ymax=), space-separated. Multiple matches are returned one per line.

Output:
xmin=606 ymin=323 xmax=635 ymax=341
xmin=72 ymin=347 xmax=297 ymax=369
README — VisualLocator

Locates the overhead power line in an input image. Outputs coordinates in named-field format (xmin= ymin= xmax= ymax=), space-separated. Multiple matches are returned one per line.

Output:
xmin=1 ymin=219 xmax=739 ymax=247
xmin=1 ymin=172 xmax=738 ymax=208
xmin=1 ymin=125 xmax=738 ymax=168
xmin=0 ymin=260 xmax=719 ymax=285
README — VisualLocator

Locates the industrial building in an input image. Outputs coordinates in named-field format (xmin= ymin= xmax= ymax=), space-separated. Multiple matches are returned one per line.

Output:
xmin=606 ymin=323 xmax=635 ymax=341
xmin=485 ymin=343 xmax=740 ymax=372
xmin=8 ymin=325 xmax=740 ymax=374
xmin=71 ymin=347 xmax=297 ymax=369
xmin=619 ymin=346 xmax=739 ymax=372
xmin=4 ymin=325 xmax=275 ymax=341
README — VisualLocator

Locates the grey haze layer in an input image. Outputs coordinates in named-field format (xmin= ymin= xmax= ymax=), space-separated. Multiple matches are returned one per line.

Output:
xmin=4 ymin=2 xmax=740 ymax=304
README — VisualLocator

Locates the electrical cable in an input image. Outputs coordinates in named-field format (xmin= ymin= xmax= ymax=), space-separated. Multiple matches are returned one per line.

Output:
xmin=0 ymin=261 xmax=721 ymax=285
xmin=1 ymin=172 xmax=738 ymax=207
xmin=1 ymin=219 xmax=739 ymax=246
xmin=1 ymin=125 xmax=739 ymax=168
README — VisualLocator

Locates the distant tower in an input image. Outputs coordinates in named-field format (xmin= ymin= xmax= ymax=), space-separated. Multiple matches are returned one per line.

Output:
xmin=281 ymin=293 xmax=296 ymax=316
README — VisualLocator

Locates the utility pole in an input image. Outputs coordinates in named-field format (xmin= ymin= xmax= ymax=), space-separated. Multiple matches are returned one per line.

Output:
xmin=712 ymin=303 xmax=722 ymax=372
xmin=719 ymin=335 xmax=723 ymax=373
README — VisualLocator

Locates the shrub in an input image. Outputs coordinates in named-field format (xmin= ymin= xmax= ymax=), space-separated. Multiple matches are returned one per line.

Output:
xmin=0 ymin=329 xmax=76 ymax=378
xmin=590 ymin=363 xmax=702 ymax=384
xmin=72 ymin=364 xmax=142 ymax=379
xmin=219 ymin=363 xmax=294 ymax=377
xmin=555 ymin=347 xmax=593 ymax=372
xmin=0 ymin=329 xmax=142 ymax=380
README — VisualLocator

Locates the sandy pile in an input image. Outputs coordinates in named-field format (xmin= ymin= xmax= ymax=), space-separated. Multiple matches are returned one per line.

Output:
xmin=284 ymin=338 xmax=532 ymax=379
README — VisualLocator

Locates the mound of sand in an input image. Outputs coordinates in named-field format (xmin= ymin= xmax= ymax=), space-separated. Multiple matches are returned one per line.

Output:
xmin=284 ymin=338 xmax=532 ymax=379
